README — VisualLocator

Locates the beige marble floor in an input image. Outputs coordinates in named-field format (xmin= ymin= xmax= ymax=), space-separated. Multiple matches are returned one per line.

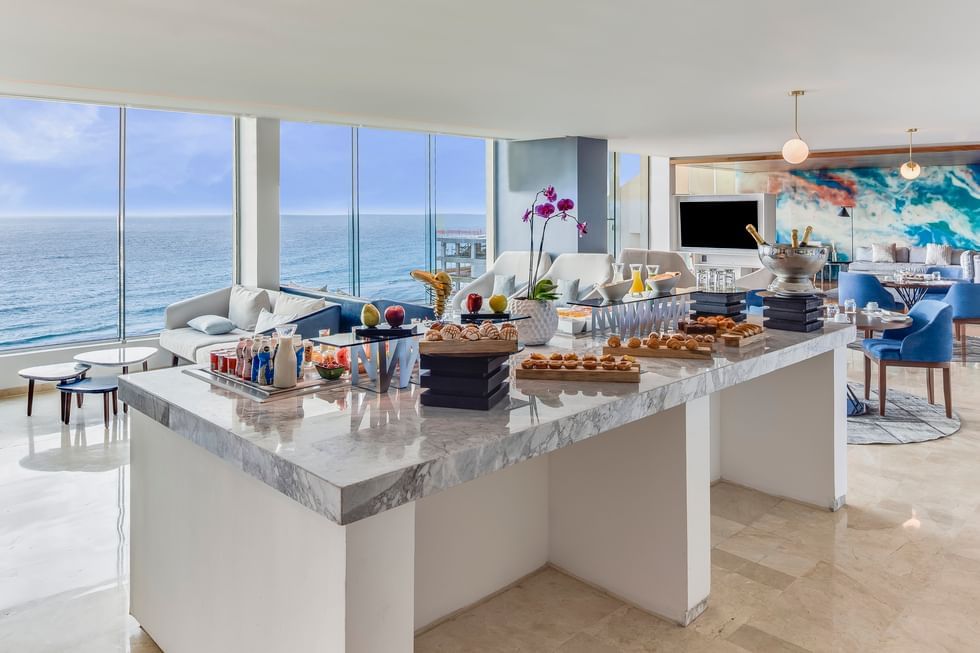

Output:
xmin=1 ymin=338 xmax=978 ymax=652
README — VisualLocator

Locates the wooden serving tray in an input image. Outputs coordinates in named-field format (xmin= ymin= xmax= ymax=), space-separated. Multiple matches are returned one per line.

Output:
xmin=515 ymin=364 xmax=640 ymax=383
xmin=603 ymin=345 xmax=712 ymax=360
xmin=419 ymin=339 xmax=518 ymax=356
xmin=720 ymin=330 xmax=766 ymax=347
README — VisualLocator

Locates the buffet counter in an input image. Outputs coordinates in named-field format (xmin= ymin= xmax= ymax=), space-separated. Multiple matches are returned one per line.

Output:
xmin=120 ymin=321 xmax=854 ymax=653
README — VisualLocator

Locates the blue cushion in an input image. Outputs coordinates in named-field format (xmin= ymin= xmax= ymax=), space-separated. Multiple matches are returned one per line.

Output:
xmin=862 ymin=338 xmax=902 ymax=361
xmin=187 ymin=314 xmax=235 ymax=335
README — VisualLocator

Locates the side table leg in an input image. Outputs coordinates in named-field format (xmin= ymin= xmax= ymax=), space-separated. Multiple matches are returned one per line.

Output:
xmin=27 ymin=379 xmax=34 ymax=416
xmin=77 ymin=393 xmax=83 ymax=408
xmin=64 ymin=393 xmax=71 ymax=424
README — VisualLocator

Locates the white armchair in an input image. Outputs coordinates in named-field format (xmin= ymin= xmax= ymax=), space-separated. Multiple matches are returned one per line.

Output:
xmin=735 ymin=267 xmax=774 ymax=291
xmin=452 ymin=251 xmax=553 ymax=313
xmin=617 ymin=248 xmax=697 ymax=287
xmin=537 ymin=253 xmax=614 ymax=304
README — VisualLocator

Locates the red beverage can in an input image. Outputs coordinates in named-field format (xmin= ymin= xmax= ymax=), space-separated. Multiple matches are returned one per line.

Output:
xmin=210 ymin=351 xmax=220 ymax=371
xmin=219 ymin=353 xmax=230 ymax=373
xmin=225 ymin=355 xmax=237 ymax=376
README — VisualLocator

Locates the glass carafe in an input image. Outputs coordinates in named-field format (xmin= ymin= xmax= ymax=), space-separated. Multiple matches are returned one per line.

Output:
xmin=629 ymin=264 xmax=645 ymax=296
xmin=612 ymin=262 xmax=625 ymax=282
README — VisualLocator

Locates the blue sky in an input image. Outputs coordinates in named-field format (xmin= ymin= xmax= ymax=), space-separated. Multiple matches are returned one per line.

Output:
xmin=0 ymin=96 xmax=486 ymax=217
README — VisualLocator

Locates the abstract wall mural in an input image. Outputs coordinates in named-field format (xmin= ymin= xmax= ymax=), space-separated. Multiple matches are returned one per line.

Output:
xmin=737 ymin=165 xmax=980 ymax=260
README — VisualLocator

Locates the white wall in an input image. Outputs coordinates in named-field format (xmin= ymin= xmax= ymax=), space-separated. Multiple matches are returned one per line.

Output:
xmin=649 ymin=156 xmax=672 ymax=250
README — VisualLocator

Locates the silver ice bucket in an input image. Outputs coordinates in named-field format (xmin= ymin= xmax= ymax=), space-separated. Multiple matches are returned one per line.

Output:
xmin=758 ymin=244 xmax=829 ymax=296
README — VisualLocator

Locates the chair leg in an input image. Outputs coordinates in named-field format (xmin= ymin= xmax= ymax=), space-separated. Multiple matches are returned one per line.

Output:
xmin=112 ymin=389 xmax=118 ymax=415
xmin=943 ymin=367 xmax=952 ymax=419
xmin=864 ymin=356 xmax=871 ymax=399
xmin=59 ymin=391 xmax=65 ymax=422
xmin=172 ymin=354 xmax=180 ymax=367
xmin=64 ymin=393 xmax=71 ymax=424
xmin=926 ymin=368 xmax=935 ymax=404
xmin=77 ymin=393 xmax=83 ymax=408
xmin=27 ymin=379 xmax=34 ymax=416
xmin=103 ymin=394 xmax=110 ymax=428
xmin=879 ymin=362 xmax=888 ymax=416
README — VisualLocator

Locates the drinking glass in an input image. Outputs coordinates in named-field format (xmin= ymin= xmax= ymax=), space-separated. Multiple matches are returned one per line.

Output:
xmin=696 ymin=269 xmax=707 ymax=289
xmin=825 ymin=304 xmax=839 ymax=320
xmin=932 ymin=271 xmax=941 ymax=281
xmin=645 ymin=264 xmax=660 ymax=281
xmin=844 ymin=298 xmax=857 ymax=314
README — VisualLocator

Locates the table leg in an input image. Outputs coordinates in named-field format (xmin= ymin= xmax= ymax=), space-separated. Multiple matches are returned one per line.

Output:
xmin=143 ymin=361 xmax=148 ymax=372
xmin=122 ymin=366 xmax=129 ymax=412
xmin=112 ymin=390 xmax=118 ymax=415
xmin=77 ymin=393 xmax=83 ymax=408
xmin=27 ymin=379 xmax=34 ymax=416
xmin=64 ymin=393 xmax=71 ymax=424
xmin=103 ymin=394 xmax=110 ymax=428
xmin=59 ymin=391 xmax=65 ymax=422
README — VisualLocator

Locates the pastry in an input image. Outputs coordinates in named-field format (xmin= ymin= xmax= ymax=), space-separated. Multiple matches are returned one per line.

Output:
xmin=500 ymin=322 xmax=516 ymax=330
xmin=621 ymin=354 xmax=636 ymax=363
xmin=626 ymin=337 xmax=641 ymax=349
xmin=563 ymin=353 xmax=579 ymax=361
xmin=582 ymin=353 xmax=597 ymax=362
xmin=668 ymin=339 xmax=684 ymax=350
xmin=441 ymin=324 xmax=462 ymax=340
xmin=530 ymin=352 xmax=545 ymax=360
xmin=563 ymin=360 xmax=580 ymax=370
xmin=694 ymin=334 xmax=704 ymax=342
xmin=534 ymin=360 xmax=549 ymax=369
xmin=616 ymin=360 xmax=633 ymax=370
xmin=601 ymin=361 xmax=617 ymax=370
xmin=607 ymin=335 xmax=621 ymax=348
xmin=550 ymin=352 xmax=564 ymax=361
xmin=479 ymin=322 xmax=500 ymax=339
xmin=429 ymin=322 xmax=443 ymax=331
xmin=499 ymin=324 xmax=518 ymax=341
xmin=461 ymin=325 xmax=481 ymax=341
xmin=583 ymin=360 xmax=598 ymax=370
xmin=424 ymin=330 xmax=443 ymax=341
xmin=599 ymin=354 xmax=615 ymax=363
xmin=704 ymin=334 xmax=715 ymax=343
xmin=684 ymin=339 xmax=699 ymax=350
xmin=548 ymin=360 xmax=563 ymax=370
xmin=521 ymin=358 xmax=534 ymax=369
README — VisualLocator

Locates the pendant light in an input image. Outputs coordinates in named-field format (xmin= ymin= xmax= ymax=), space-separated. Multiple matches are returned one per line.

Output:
xmin=781 ymin=90 xmax=809 ymax=164
xmin=900 ymin=128 xmax=921 ymax=180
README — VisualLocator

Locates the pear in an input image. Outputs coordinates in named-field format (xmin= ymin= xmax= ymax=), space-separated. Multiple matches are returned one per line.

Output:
xmin=361 ymin=303 xmax=381 ymax=327
xmin=489 ymin=294 xmax=508 ymax=313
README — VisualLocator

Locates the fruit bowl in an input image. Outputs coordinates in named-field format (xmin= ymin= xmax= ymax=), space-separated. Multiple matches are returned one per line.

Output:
xmin=313 ymin=363 xmax=345 ymax=381
xmin=596 ymin=280 xmax=631 ymax=303
xmin=646 ymin=272 xmax=681 ymax=294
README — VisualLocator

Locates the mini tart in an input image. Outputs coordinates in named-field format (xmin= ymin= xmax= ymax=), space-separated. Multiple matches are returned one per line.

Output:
xmin=703 ymin=334 xmax=715 ymax=343
xmin=563 ymin=360 xmax=580 ymax=369
xmin=626 ymin=337 xmax=642 ymax=348
xmin=684 ymin=339 xmax=700 ymax=350
xmin=601 ymin=361 xmax=617 ymax=370
xmin=548 ymin=360 xmax=563 ymax=369
xmin=549 ymin=352 xmax=564 ymax=361
xmin=645 ymin=337 xmax=659 ymax=348
xmin=582 ymin=360 xmax=598 ymax=370
xmin=599 ymin=354 xmax=615 ymax=363
xmin=607 ymin=335 xmax=622 ymax=348
xmin=563 ymin=353 xmax=579 ymax=361
xmin=621 ymin=354 xmax=636 ymax=362
xmin=530 ymin=352 xmax=545 ymax=360
xmin=582 ymin=353 xmax=597 ymax=362
xmin=534 ymin=360 xmax=549 ymax=369
xmin=521 ymin=358 xmax=534 ymax=369
xmin=616 ymin=361 xmax=633 ymax=370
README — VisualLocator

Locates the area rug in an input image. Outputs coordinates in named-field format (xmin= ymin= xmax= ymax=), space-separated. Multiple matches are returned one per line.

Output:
xmin=847 ymin=383 xmax=960 ymax=445
xmin=848 ymin=335 xmax=980 ymax=363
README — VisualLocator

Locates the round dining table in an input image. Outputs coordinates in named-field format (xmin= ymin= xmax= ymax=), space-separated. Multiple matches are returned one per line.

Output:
xmin=880 ymin=278 xmax=954 ymax=308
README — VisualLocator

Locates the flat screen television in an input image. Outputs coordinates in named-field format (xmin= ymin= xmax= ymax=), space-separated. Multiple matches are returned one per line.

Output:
xmin=676 ymin=196 xmax=770 ymax=253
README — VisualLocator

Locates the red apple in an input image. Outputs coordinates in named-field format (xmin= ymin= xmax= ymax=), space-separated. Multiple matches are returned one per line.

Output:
xmin=384 ymin=304 xmax=406 ymax=328
xmin=466 ymin=293 xmax=483 ymax=313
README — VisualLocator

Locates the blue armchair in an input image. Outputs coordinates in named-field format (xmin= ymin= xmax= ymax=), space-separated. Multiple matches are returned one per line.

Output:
xmin=924 ymin=265 xmax=966 ymax=297
xmin=861 ymin=299 xmax=953 ymax=417
xmin=941 ymin=282 xmax=980 ymax=354
xmin=838 ymin=271 xmax=902 ymax=312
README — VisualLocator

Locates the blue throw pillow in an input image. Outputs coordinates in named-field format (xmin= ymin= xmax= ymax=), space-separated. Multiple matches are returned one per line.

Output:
xmin=187 ymin=315 xmax=235 ymax=335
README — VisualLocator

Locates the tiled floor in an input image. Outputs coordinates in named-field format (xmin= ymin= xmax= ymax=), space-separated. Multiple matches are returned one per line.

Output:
xmin=2 ymin=342 xmax=979 ymax=652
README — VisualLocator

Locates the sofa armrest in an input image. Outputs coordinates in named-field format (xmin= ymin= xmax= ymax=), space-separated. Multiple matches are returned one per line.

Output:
xmin=293 ymin=305 xmax=341 ymax=339
xmin=454 ymin=273 xmax=497 ymax=313
xmin=164 ymin=287 xmax=232 ymax=329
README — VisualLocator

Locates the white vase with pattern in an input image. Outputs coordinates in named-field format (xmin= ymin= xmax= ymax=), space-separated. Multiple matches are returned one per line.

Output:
xmin=510 ymin=299 xmax=558 ymax=346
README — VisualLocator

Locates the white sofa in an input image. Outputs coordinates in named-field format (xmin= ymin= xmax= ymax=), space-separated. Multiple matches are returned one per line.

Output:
xmin=160 ymin=286 xmax=339 ymax=366
xmin=617 ymin=249 xmax=697 ymax=288
xmin=536 ymin=253 xmax=614 ymax=304
xmin=453 ymin=251 xmax=553 ymax=313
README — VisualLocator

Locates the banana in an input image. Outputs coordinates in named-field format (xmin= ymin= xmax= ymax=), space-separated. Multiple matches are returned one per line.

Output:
xmin=411 ymin=269 xmax=453 ymax=318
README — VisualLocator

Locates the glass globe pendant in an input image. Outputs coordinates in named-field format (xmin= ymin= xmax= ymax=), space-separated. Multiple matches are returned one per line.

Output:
xmin=900 ymin=128 xmax=921 ymax=180
xmin=782 ymin=90 xmax=809 ymax=165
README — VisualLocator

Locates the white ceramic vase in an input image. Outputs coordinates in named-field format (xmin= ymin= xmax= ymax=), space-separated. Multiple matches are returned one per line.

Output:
xmin=510 ymin=298 xmax=558 ymax=346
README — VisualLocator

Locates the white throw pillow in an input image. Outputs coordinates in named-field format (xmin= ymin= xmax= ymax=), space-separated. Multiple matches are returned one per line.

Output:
xmin=492 ymin=274 xmax=516 ymax=297
xmin=556 ymin=278 xmax=580 ymax=306
xmin=254 ymin=308 xmax=302 ymax=334
xmin=275 ymin=293 xmax=326 ymax=317
xmin=187 ymin=314 xmax=235 ymax=335
xmin=924 ymin=243 xmax=952 ymax=265
xmin=871 ymin=243 xmax=896 ymax=263
xmin=228 ymin=286 xmax=271 ymax=331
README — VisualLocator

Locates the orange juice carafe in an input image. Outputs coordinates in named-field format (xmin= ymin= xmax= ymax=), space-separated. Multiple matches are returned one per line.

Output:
xmin=629 ymin=264 xmax=645 ymax=295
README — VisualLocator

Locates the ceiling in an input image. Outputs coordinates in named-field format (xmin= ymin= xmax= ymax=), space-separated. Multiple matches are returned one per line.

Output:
xmin=2 ymin=1 xmax=979 ymax=157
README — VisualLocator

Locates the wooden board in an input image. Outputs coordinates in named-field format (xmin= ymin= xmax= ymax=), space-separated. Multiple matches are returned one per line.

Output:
xmin=720 ymin=330 xmax=767 ymax=347
xmin=418 ymin=339 xmax=518 ymax=356
xmin=603 ymin=345 xmax=713 ymax=359
xmin=515 ymin=364 xmax=640 ymax=383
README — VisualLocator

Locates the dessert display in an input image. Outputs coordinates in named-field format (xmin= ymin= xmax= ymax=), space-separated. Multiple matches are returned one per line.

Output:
xmin=515 ymin=351 xmax=640 ymax=383
xmin=420 ymin=320 xmax=519 ymax=355
xmin=603 ymin=332 xmax=713 ymax=359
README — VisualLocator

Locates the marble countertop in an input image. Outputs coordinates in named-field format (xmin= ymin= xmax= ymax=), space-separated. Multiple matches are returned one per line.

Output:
xmin=119 ymin=322 xmax=855 ymax=525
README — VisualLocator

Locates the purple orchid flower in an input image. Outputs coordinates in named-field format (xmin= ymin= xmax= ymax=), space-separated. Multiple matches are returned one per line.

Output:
xmin=556 ymin=198 xmax=574 ymax=212
xmin=543 ymin=185 xmax=557 ymax=202
xmin=535 ymin=203 xmax=556 ymax=218
xmin=522 ymin=208 xmax=531 ymax=223
xmin=576 ymin=221 xmax=588 ymax=237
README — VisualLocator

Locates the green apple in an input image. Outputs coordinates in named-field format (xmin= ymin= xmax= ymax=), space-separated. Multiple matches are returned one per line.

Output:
xmin=488 ymin=294 xmax=508 ymax=313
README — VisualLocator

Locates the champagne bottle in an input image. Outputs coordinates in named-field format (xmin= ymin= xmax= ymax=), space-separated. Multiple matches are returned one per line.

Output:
xmin=791 ymin=229 xmax=799 ymax=248
xmin=800 ymin=225 xmax=814 ymax=246
xmin=745 ymin=224 xmax=767 ymax=246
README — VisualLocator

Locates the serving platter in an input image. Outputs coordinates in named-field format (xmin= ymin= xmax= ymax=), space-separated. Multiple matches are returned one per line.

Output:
xmin=720 ymin=330 xmax=767 ymax=347
xmin=418 ymin=339 xmax=518 ymax=356
xmin=515 ymin=363 xmax=640 ymax=383
xmin=602 ymin=345 xmax=713 ymax=359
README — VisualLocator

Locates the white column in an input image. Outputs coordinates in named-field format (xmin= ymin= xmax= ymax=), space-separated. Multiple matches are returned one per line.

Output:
xmin=649 ymin=155 xmax=672 ymax=251
xmin=717 ymin=347 xmax=847 ymax=510
xmin=238 ymin=117 xmax=280 ymax=290
xmin=130 ymin=412 xmax=415 ymax=653
xmin=548 ymin=399 xmax=712 ymax=625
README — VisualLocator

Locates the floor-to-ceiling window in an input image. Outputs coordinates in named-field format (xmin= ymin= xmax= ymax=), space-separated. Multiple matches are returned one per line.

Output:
xmin=434 ymin=135 xmax=487 ymax=286
xmin=124 ymin=109 xmax=234 ymax=337
xmin=608 ymin=152 xmax=650 ymax=254
xmin=0 ymin=97 xmax=120 ymax=350
xmin=279 ymin=123 xmax=353 ymax=292
xmin=0 ymin=97 xmax=236 ymax=352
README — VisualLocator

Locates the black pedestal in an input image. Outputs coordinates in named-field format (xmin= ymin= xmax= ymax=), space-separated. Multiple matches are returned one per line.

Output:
xmin=690 ymin=291 xmax=747 ymax=322
xmin=419 ymin=354 xmax=510 ymax=410
xmin=762 ymin=294 xmax=824 ymax=332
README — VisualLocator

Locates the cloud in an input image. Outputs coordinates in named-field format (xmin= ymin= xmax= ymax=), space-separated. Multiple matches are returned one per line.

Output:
xmin=0 ymin=181 xmax=25 ymax=207
xmin=0 ymin=99 xmax=117 ymax=165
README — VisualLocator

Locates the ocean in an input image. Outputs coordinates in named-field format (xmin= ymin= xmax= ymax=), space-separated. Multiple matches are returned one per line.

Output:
xmin=0 ymin=213 xmax=485 ymax=352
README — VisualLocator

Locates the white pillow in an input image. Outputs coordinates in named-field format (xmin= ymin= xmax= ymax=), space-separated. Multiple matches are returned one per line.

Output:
xmin=187 ymin=314 xmax=235 ymax=335
xmin=556 ymin=278 xmax=580 ymax=306
xmin=871 ymin=243 xmax=896 ymax=263
xmin=254 ymin=308 xmax=302 ymax=334
xmin=492 ymin=274 xmax=516 ymax=297
xmin=228 ymin=286 xmax=271 ymax=331
xmin=924 ymin=243 xmax=952 ymax=265
xmin=275 ymin=293 xmax=326 ymax=316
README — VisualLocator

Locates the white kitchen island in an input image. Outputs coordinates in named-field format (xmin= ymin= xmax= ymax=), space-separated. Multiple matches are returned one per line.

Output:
xmin=119 ymin=321 xmax=853 ymax=653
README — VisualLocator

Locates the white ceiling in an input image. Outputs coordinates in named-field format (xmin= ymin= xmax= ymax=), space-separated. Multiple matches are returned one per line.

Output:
xmin=1 ymin=0 xmax=978 ymax=157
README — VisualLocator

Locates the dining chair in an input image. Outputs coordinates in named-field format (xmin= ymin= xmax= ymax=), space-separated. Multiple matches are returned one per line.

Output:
xmin=861 ymin=299 xmax=953 ymax=417
xmin=838 ymin=271 xmax=903 ymax=312
xmin=941 ymin=282 xmax=980 ymax=355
